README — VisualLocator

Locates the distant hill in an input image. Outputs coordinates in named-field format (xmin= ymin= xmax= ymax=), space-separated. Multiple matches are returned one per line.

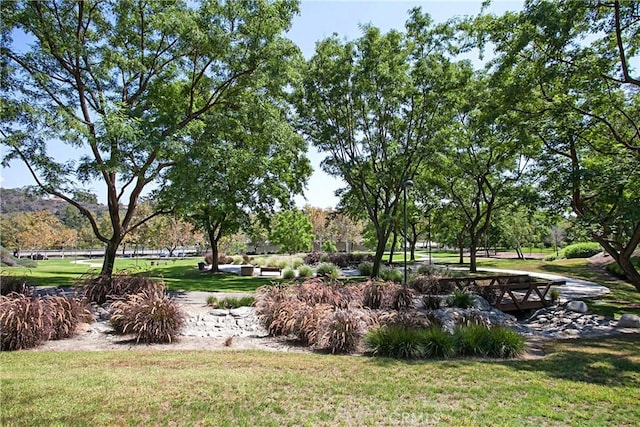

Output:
xmin=0 ymin=187 xmax=107 ymax=221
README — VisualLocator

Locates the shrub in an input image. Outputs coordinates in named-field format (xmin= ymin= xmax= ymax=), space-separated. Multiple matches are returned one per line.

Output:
xmin=79 ymin=272 xmax=162 ymax=305
xmin=391 ymin=286 xmax=415 ymax=311
xmin=563 ymin=242 xmax=601 ymax=259
xmin=207 ymin=296 xmax=255 ymax=308
xmin=362 ymin=280 xmax=384 ymax=309
xmin=0 ymin=247 xmax=18 ymax=267
xmin=422 ymin=326 xmax=456 ymax=358
xmin=447 ymin=290 xmax=474 ymax=309
xmin=44 ymin=296 xmax=93 ymax=340
xmin=364 ymin=325 xmax=426 ymax=359
xmin=110 ymin=287 xmax=185 ymax=343
xmin=316 ymin=262 xmax=340 ymax=279
xmin=16 ymin=258 xmax=38 ymax=268
xmin=0 ymin=294 xmax=92 ymax=351
xmin=303 ymin=252 xmax=322 ymax=266
xmin=0 ymin=294 xmax=48 ymax=351
xmin=327 ymin=253 xmax=372 ymax=268
xmin=358 ymin=262 xmax=373 ymax=276
xmin=297 ymin=279 xmax=349 ymax=308
xmin=376 ymin=310 xmax=438 ymax=330
xmin=317 ymin=309 xmax=362 ymax=354
xmin=1 ymin=275 xmax=36 ymax=296
xmin=409 ymin=274 xmax=441 ymax=294
xmin=282 ymin=268 xmax=296 ymax=280
xmin=298 ymin=265 xmax=314 ymax=278
xmin=291 ymin=258 xmax=304 ymax=269
xmin=485 ymin=327 xmax=525 ymax=358
xmin=322 ymin=240 xmax=338 ymax=253
xmin=379 ymin=267 xmax=402 ymax=283
xmin=422 ymin=294 xmax=442 ymax=310
xmin=254 ymin=284 xmax=290 ymax=331
xmin=453 ymin=324 xmax=491 ymax=357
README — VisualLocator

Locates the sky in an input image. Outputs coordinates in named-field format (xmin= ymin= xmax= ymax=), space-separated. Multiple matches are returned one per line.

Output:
xmin=0 ymin=0 xmax=524 ymax=209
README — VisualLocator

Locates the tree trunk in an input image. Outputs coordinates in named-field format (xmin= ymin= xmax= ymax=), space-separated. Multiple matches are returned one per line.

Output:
xmin=618 ymin=256 xmax=640 ymax=292
xmin=208 ymin=231 xmax=220 ymax=273
xmin=469 ymin=239 xmax=478 ymax=273
xmin=372 ymin=236 xmax=388 ymax=278
xmin=101 ymin=239 xmax=120 ymax=277
xmin=388 ymin=230 xmax=397 ymax=264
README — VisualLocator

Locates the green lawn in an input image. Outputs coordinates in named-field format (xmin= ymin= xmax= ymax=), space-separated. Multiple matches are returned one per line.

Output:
xmin=1 ymin=336 xmax=638 ymax=426
xmin=1 ymin=257 xmax=280 ymax=292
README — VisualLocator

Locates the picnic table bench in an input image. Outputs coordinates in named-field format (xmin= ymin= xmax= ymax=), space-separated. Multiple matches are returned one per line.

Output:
xmin=259 ymin=266 xmax=282 ymax=277
xmin=437 ymin=275 xmax=565 ymax=312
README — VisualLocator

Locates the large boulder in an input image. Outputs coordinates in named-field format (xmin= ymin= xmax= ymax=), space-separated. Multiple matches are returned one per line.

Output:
xmin=565 ymin=300 xmax=588 ymax=314
xmin=616 ymin=314 xmax=640 ymax=329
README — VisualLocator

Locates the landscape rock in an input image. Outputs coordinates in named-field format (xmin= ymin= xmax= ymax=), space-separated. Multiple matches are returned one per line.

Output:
xmin=565 ymin=300 xmax=588 ymax=313
xmin=616 ymin=314 xmax=640 ymax=328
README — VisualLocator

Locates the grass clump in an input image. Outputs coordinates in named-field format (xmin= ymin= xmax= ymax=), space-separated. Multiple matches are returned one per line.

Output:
xmin=317 ymin=309 xmax=363 ymax=354
xmin=297 ymin=265 xmax=314 ymax=278
xmin=365 ymin=324 xmax=524 ymax=359
xmin=0 ymin=275 xmax=36 ymax=296
xmin=0 ymin=294 xmax=92 ymax=351
xmin=358 ymin=261 xmax=373 ymax=276
xmin=379 ymin=266 xmax=402 ymax=283
xmin=110 ymin=287 xmax=185 ymax=343
xmin=282 ymin=268 xmax=296 ymax=280
xmin=447 ymin=290 xmax=474 ymax=309
xmin=206 ymin=295 xmax=255 ymax=308
xmin=78 ymin=272 xmax=162 ymax=305
xmin=316 ymin=262 xmax=340 ymax=279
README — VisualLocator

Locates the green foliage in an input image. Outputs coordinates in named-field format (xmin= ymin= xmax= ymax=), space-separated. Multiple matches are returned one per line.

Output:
xmin=447 ymin=290 xmax=474 ymax=309
xmin=297 ymin=265 xmax=314 ymax=278
xmin=379 ymin=267 xmax=402 ymax=283
xmin=315 ymin=263 xmax=340 ymax=279
xmin=484 ymin=327 xmax=525 ymax=358
xmin=322 ymin=240 xmax=338 ymax=253
xmin=269 ymin=210 xmax=315 ymax=254
xmin=606 ymin=257 xmax=640 ymax=279
xmin=206 ymin=296 xmax=255 ymax=309
xmin=563 ymin=243 xmax=601 ymax=259
xmin=282 ymin=268 xmax=296 ymax=280
xmin=358 ymin=262 xmax=373 ymax=276
xmin=110 ymin=287 xmax=185 ymax=343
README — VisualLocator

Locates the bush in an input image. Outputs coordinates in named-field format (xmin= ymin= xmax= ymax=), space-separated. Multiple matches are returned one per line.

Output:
xmin=297 ymin=279 xmax=349 ymax=308
xmin=485 ymin=327 xmax=525 ymax=358
xmin=391 ymin=285 xmax=415 ymax=311
xmin=0 ymin=294 xmax=48 ymax=351
xmin=207 ymin=295 xmax=255 ymax=308
xmin=79 ymin=272 xmax=162 ymax=305
xmin=326 ymin=253 xmax=373 ymax=268
xmin=303 ymin=252 xmax=322 ymax=266
xmin=0 ymin=275 xmax=36 ymax=296
xmin=453 ymin=324 xmax=491 ymax=357
xmin=298 ymin=265 xmax=314 ymax=278
xmin=282 ymin=268 xmax=296 ymax=280
xmin=322 ymin=240 xmax=338 ymax=253
xmin=109 ymin=287 xmax=185 ymax=343
xmin=379 ymin=267 xmax=402 ymax=283
xmin=447 ymin=290 xmax=474 ymax=309
xmin=358 ymin=262 xmax=373 ymax=277
xmin=362 ymin=280 xmax=384 ymax=309
xmin=364 ymin=325 xmax=427 ymax=359
xmin=563 ymin=242 xmax=601 ymax=259
xmin=317 ymin=309 xmax=362 ymax=354
xmin=422 ymin=294 xmax=442 ymax=310
xmin=0 ymin=294 xmax=92 ymax=351
xmin=422 ymin=326 xmax=456 ymax=358
xmin=376 ymin=310 xmax=438 ymax=330
xmin=316 ymin=262 xmax=340 ymax=279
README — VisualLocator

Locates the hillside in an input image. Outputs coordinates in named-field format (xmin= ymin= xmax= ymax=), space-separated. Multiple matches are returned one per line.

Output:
xmin=0 ymin=187 xmax=107 ymax=219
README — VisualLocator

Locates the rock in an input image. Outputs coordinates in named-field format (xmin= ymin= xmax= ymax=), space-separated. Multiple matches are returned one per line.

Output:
xmin=616 ymin=314 xmax=640 ymax=328
xmin=229 ymin=306 xmax=253 ymax=318
xmin=565 ymin=301 xmax=588 ymax=314
xmin=209 ymin=309 xmax=230 ymax=316
xmin=472 ymin=295 xmax=492 ymax=311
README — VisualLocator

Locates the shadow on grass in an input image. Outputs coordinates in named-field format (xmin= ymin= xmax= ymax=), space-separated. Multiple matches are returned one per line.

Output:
xmin=365 ymin=336 xmax=640 ymax=387
xmin=502 ymin=335 xmax=640 ymax=387
xmin=150 ymin=263 xmax=281 ymax=292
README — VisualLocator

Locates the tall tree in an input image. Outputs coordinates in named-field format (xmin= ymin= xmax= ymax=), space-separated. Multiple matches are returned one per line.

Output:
xmin=1 ymin=0 xmax=301 ymax=277
xmin=432 ymin=72 xmax=536 ymax=272
xmin=159 ymin=89 xmax=311 ymax=272
xmin=269 ymin=209 xmax=314 ymax=255
xmin=296 ymin=10 xmax=463 ymax=276
xmin=471 ymin=0 xmax=640 ymax=288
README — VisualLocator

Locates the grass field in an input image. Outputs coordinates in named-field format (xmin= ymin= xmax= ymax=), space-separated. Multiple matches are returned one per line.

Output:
xmin=1 ymin=336 xmax=638 ymax=426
